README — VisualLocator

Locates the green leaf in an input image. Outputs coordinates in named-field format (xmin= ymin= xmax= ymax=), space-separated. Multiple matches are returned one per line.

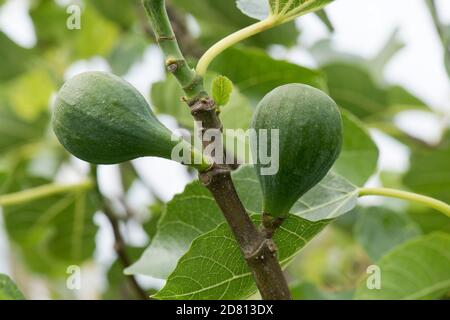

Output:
xmin=333 ymin=110 xmax=379 ymax=186
xmin=125 ymin=180 xmax=225 ymax=279
xmin=445 ymin=42 xmax=450 ymax=79
xmin=314 ymin=9 xmax=334 ymax=32
xmin=104 ymin=247 xmax=148 ymax=300
xmin=312 ymin=29 xmax=404 ymax=87
xmin=72 ymin=5 xmax=120 ymax=59
xmin=7 ymin=68 xmax=56 ymax=121
xmin=236 ymin=0 xmax=335 ymax=22
xmin=30 ymin=1 xmax=120 ymax=59
xmin=210 ymin=46 xmax=326 ymax=104
xmin=408 ymin=207 xmax=450 ymax=235
xmin=354 ymin=232 xmax=450 ymax=300
xmin=0 ymin=32 xmax=33 ymax=81
xmin=290 ymin=281 xmax=353 ymax=300
xmin=2 ymin=170 xmax=98 ymax=275
xmin=126 ymin=166 xmax=357 ymax=279
xmin=151 ymin=74 xmax=191 ymax=128
xmin=269 ymin=0 xmax=335 ymax=18
xmin=0 ymin=100 xmax=49 ymax=156
xmin=30 ymin=0 xmax=69 ymax=47
xmin=91 ymin=0 xmax=138 ymax=30
xmin=387 ymin=85 xmax=430 ymax=112
xmin=0 ymin=274 xmax=25 ymax=300
xmin=236 ymin=0 xmax=270 ymax=20
xmin=172 ymin=0 xmax=298 ymax=48
xmin=154 ymin=214 xmax=328 ymax=300
xmin=404 ymin=132 xmax=450 ymax=203
xmin=370 ymin=29 xmax=405 ymax=83
xmin=108 ymin=33 xmax=148 ymax=76
xmin=212 ymin=75 xmax=233 ymax=106
xmin=322 ymin=62 xmax=389 ymax=119
xmin=290 ymin=171 xmax=359 ymax=221
xmin=443 ymin=25 xmax=450 ymax=79
xmin=354 ymin=207 xmax=422 ymax=261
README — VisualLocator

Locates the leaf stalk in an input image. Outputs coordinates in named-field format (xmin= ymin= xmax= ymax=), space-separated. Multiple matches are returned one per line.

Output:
xmin=0 ymin=180 xmax=92 ymax=207
xmin=358 ymin=187 xmax=450 ymax=218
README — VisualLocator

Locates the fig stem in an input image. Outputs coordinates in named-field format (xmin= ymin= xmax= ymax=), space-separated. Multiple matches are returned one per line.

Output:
xmin=142 ymin=0 xmax=291 ymax=300
xmin=142 ymin=0 xmax=202 ymax=98
xmin=359 ymin=187 xmax=450 ymax=218
xmin=0 ymin=180 xmax=92 ymax=207
xmin=195 ymin=0 xmax=333 ymax=75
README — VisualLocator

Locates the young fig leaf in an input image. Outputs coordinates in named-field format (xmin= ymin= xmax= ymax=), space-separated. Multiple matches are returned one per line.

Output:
xmin=237 ymin=0 xmax=334 ymax=23
xmin=212 ymin=75 xmax=233 ymax=107
xmin=251 ymin=83 xmax=343 ymax=218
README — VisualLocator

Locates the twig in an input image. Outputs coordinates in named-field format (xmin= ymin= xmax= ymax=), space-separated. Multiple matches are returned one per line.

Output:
xmin=142 ymin=0 xmax=291 ymax=300
xmin=91 ymin=165 xmax=149 ymax=300
xmin=426 ymin=0 xmax=445 ymax=42
xmin=165 ymin=0 xmax=203 ymax=58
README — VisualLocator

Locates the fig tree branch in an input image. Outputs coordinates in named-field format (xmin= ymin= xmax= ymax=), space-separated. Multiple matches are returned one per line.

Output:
xmin=0 ymin=181 xmax=92 ymax=207
xmin=91 ymin=166 xmax=149 ymax=300
xmin=426 ymin=0 xmax=446 ymax=42
xmin=142 ymin=0 xmax=291 ymax=300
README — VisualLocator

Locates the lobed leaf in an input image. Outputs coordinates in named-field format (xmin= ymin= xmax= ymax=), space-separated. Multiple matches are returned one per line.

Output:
xmin=404 ymin=131 xmax=450 ymax=203
xmin=154 ymin=214 xmax=328 ymax=299
xmin=0 ymin=274 xmax=25 ymax=300
xmin=237 ymin=0 xmax=334 ymax=21
xmin=173 ymin=0 xmax=298 ymax=48
xmin=290 ymin=171 xmax=358 ymax=221
xmin=354 ymin=232 xmax=450 ymax=300
xmin=210 ymin=46 xmax=326 ymax=104
xmin=333 ymin=110 xmax=379 ymax=186
xmin=322 ymin=62 xmax=389 ymax=119
xmin=127 ymin=166 xmax=358 ymax=279
xmin=354 ymin=207 xmax=422 ymax=261
xmin=0 ymin=32 xmax=33 ymax=82
xmin=0 ymin=101 xmax=49 ymax=156
xmin=1 ymin=166 xmax=98 ymax=276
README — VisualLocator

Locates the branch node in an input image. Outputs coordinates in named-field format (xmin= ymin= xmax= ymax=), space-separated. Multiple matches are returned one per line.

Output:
xmin=157 ymin=35 xmax=176 ymax=43
xmin=245 ymin=238 xmax=278 ymax=262
xmin=199 ymin=165 xmax=230 ymax=186
xmin=190 ymin=96 xmax=216 ymax=115
xmin=262 ymin=213 xmax=285 ymax=239
xmin=166 ymin=58 xmax=185 ymax=73
xmin=182 ymin=76 xmax=203 ymax=95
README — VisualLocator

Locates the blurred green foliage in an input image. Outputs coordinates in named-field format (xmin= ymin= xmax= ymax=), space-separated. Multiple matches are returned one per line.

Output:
xmin=0 ymin=0 xmax=448 ymax=300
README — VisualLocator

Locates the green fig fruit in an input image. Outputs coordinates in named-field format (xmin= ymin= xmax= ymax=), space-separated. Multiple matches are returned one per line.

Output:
xmin=251 ymin=83 xmax=343 ymax=218
xmin=53 ymin=71 xmax=209 ymax=169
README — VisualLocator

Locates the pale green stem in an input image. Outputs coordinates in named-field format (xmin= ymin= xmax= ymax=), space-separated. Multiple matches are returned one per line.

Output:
xmin=196 ymin=16 xmax=279 ymax=76
xmin=0 ymin=180 xmax=93 ymax=207
xmin=359 ymin=187 xmax=450 ymax=218
xmin=183 ymin=139 xmax=214 ymax=172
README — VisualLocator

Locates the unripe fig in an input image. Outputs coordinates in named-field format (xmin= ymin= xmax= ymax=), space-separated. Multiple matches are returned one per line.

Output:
xmin=53 ymin=72 xmax=208 ymax=168
xmin=251 ymin=84 xmax=343 ymax=218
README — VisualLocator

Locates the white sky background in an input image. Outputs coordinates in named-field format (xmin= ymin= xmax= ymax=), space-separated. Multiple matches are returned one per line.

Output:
xmin=0 ymin=0 xmax=449 ymax=295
